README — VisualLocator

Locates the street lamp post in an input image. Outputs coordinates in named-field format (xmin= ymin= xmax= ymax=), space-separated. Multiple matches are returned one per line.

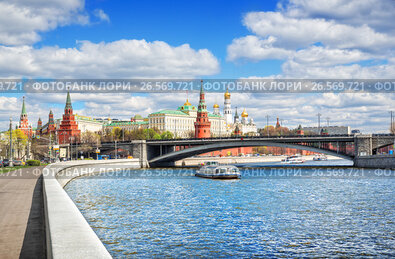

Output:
xmin=265 ymin=115 xmax=270 ymax=137
xmin=9 ymin=117 xmax=13 ymax=167
xmin=115 ymin=140 xmax=118 ymax=159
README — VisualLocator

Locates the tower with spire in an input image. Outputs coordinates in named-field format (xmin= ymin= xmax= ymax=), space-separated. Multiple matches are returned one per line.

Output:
xmin=57 ymin=92 xmax=81 ymax=144
xmin=223 ymin=87 xmax=232 ymax=125
xmin=17 ymin=96 xmax=33 ymax=138
xmin=234 ymin=107 xmax=240 ymax=124
xmin=194 ymin=80 xmax=211 ymax=138
xmin=275 ymin=117 xmax=281 ymax=129
xmin=36 ymin=117 xmax=42 ymax=135
xmin=48 ymin=109 xmax=56 ymax=133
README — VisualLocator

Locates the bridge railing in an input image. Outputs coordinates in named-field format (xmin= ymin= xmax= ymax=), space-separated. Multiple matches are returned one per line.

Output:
xmin=97 ymin=134 xmax=358 ymax=145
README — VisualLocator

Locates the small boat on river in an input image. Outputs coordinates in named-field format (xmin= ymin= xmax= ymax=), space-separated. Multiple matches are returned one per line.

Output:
xmin=313 ymin=154 xmax=328 ymax=161
xmin=195 ymin=164 xmax=241 ymax=179
xmin=281 ymin=154 xmax=305 ymax=164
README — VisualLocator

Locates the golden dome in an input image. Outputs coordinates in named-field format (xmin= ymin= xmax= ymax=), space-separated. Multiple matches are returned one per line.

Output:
xmin=224 ymin=89 xmax=231 ymax=99
xmin=213 ymin=103 xmax=219 ymax=108
xmin=184 ymin=99 xmax=192 ymax=106
xmin=241 ymin=108 xmax=248 ymax=117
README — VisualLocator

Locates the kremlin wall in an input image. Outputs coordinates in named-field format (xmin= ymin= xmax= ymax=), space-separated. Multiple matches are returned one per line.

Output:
xmin=12 ymin=83 xmax=351 ymax=158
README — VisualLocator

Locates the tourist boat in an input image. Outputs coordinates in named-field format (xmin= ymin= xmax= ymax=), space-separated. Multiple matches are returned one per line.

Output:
xmin=198 ymin=161 xmax=219 ymax=167
xmin=313 ymin=154 xmax=328 ymax=161
xmin=195 ymin=164 xmax=241 ymax=179
xmin=281 ymin=154 xmax=305 ymax=164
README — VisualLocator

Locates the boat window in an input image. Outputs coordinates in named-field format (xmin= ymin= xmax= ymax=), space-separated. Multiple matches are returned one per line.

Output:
xmin=215 ymin=169 xmax=220 ymax=174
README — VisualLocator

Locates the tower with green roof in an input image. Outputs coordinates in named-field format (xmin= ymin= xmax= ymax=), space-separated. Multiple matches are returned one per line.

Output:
xmin=194 ymin=80 xmax=211 ymax=138
xmin=17 ymin=96 xmax=33 ymax=138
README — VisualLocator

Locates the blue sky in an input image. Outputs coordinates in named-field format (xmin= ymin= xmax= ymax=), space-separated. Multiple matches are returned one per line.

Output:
xmin=0 ymin=0 xmax=394 ymax=132
xmin=35 ymin=0 xmax=282 ymax=78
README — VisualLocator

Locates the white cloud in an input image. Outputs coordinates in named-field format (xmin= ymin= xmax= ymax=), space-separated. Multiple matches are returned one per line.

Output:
xmin=282 ymin=0 xmax=395 ymax=33
xmin=227 ymin=0 xmax=395 ymax=78
xmin=282 ymin=60 xmax=395 ymax=79
xmin=227 ymin=35 xmax=293 ymax=61
xmin=0 ymin=39 xmax=220 ymax=78
xmin=0 ymin=0 xmax=88 ymax=46
xmin=93 ymin=9 xmax=110 ymax=23
xmin=243 ymin=12 xmax=394 ymax=52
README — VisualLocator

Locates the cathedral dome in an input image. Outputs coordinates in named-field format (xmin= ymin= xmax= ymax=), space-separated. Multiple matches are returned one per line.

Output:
xmin=213 ymin=103 xmax=219 ymax=108
xmin=241 ymin=108 xmax=248 ymax=117
xmin=184 ymin=99 xmax=192 ymax=106
xmin=224 ymin=89 xmax=230 ymax=99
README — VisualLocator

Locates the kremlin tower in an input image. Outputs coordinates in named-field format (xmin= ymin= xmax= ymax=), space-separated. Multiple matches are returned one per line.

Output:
xmin=17 ymin=96 xmax=33 ymax=138
xmin=57 ymin=92 xmax=81 ymax=144
xmin=194 ymin=80 xmax=211 ymax=138
xmin=48 ymin=109 xmax=56 ymax=133
xmin=276 ymin=117 xmax=281 ymax=129
xmin=36 ymin=117 xmax=42 ymax=135
xmin=234 ymin=107 xmax=240 ymax=124
xmin=223 ymin=88 xmax=232 ymax=125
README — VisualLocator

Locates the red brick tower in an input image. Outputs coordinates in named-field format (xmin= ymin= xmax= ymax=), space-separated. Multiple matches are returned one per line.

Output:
xmin=17 ymin=96 xmax=33 ymax=138
xmin=36 ymin=117 xmax=42 ymax=135
xmin=57 ymin=92 xmax=81 ymax=144
xmin=194 ymin=80 xmax=211 ymax=138
xmin=48 ymin=109 xmax=56 ymax=134
xmin=276 ymin=117 xmax=281 ymax=129
xmin=296 ymin=125 xmax=304 ymax=135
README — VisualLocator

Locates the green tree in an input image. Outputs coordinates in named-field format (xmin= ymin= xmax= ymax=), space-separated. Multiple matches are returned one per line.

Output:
xmin=160 ymin=131 xmax=174 ymax=139
xmin=4 ymin=129 xmax=28 ymax=159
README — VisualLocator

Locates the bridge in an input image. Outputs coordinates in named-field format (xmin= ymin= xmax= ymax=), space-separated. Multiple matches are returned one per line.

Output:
xmin=95 ymin=134 xmax=395 ymax=167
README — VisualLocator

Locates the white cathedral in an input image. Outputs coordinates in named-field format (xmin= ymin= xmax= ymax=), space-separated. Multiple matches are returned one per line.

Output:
xmin=219 ymin=89 xmax=257 ymax=136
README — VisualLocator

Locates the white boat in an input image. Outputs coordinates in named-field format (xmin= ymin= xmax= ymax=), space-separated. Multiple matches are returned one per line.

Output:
xmin=195 ymin=164 xmax=241 ymax=179
xmin=198 ymin=161 xmax=219 ymax=167
xmin=281 ymin=154 xmax=305 ymax=164
xmin=313 ymin=154 xmax=328 ymax=161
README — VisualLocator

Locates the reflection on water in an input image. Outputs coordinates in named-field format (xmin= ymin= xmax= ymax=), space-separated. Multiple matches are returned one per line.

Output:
xmin=65 ymin=167 xmax=395 ymax=257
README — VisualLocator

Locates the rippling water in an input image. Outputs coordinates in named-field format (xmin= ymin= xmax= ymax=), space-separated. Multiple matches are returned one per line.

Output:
xmin=65 ymin=167 xmax=395 ymax=257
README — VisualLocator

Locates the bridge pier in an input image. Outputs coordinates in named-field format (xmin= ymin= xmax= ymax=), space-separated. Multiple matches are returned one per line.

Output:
xmin=354 ymin=134 xmax=373 ymax=156
xmin=130 ymin=140 xmax=149 ymax=168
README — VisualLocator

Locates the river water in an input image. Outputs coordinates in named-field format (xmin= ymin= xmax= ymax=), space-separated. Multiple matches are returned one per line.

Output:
xmin=65 ymin=164 xmax=394 ymax=257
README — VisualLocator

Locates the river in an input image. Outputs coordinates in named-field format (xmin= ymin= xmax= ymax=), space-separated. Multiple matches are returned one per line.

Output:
xmin=65 ymin=164 xmax=394 ymax=257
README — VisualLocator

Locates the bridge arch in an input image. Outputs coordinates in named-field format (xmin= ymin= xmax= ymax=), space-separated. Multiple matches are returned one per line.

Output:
xmin=148 ymin=140 xmax=353 ymax=165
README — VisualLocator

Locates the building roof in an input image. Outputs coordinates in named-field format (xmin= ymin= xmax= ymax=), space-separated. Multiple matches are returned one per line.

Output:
xmin=241 ymin=108 xmax=248 ymax=117
xmin=208 ymin=113 xmax=221 ymax=118
xmin=133 ymin=114 xmax=143 ymax=120
xmin=21 ymin=96 xmax=27 ymax=115
xmin=224 ymin=88 xmax=230 ymax=99
xmin=150 ymin=110 xmax=189 ymax=116
xmin=65 ymin=92 xmax=72 ymax=109
xmin=107 ymin=121 xmax=132 ymax=126
xmin=106 ymin=120 xmax=148 ymax=126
